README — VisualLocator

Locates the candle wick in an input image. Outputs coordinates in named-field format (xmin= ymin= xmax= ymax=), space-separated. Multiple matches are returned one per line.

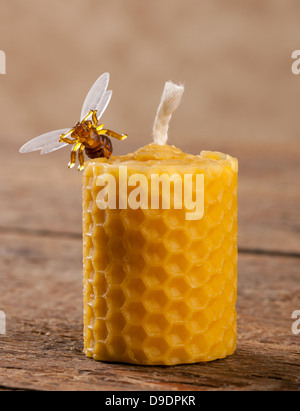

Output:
xmin=153 ymin=81 xmax=184 ymax=146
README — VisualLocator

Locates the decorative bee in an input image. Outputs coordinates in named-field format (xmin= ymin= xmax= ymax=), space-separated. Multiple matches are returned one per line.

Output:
xmin=19 ymin=72 xmax=127 ymax=171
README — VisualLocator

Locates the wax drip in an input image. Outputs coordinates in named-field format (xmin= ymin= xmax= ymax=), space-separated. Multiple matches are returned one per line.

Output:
xmin=152 ymin=81 xmax=184 ymax=145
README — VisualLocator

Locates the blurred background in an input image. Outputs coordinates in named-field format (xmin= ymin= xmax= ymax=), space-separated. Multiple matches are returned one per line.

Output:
xmin=0 ymin=0 xmax=299 ymax=251
xmin=1 ymin=0 xmax=300 ymax=153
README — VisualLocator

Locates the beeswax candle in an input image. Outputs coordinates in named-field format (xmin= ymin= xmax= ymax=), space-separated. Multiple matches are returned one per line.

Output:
xmin=82 ymin=82 xmax=238 ymax=366
xmin=83 ymin=144 xmax=238 ymax=365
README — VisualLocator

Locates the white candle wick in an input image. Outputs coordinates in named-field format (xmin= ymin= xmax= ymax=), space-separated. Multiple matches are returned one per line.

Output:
xmin=153 ymin=81 xmax=184 ymax=145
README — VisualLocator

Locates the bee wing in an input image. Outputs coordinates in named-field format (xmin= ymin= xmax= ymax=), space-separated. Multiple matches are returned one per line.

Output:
xmin=40 ymin=140 xmax=69 ymax=155
xmin=80 ymin=72 xmax=110 ymax=121
xmin=19 ymin=128 xmax=71 ymax=155
xmin=96 ymin=90 xmax=113 ymax=121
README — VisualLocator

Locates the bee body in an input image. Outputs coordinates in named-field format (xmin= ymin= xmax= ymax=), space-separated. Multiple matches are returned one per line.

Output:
xmin=19 ymin=72 xmax=127 ymax=170
xmin=73 ymin=121 xmax=113 ymax=159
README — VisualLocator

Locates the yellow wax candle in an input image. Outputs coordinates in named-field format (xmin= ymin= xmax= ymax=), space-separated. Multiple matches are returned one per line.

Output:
xmin=82 ymin=82 xmax=238 ymax=366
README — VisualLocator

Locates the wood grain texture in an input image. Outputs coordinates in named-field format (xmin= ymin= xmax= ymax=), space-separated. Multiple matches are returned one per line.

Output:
xmin=0 ymin=133 xmax=299 ymax=391
xmin=0 ymin=232 xmax=299 ymax=391
xmin=2 ymin=139 xmax=300 ymax=254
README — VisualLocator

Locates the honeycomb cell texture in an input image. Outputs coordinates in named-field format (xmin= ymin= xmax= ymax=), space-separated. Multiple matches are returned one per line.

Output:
xmin=83 ymin=144 xmax=238 ymax=365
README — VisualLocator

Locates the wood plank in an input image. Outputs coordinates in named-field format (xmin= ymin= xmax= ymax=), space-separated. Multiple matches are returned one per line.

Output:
xmin=2 ymin=139 xmax=300 ymax=254
xmin=0 ymin=232 xmax=298 ymax=391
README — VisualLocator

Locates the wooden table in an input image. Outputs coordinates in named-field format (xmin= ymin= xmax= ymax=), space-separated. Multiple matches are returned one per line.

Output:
xmin=0 ymin=139 xmax=299 ymax=391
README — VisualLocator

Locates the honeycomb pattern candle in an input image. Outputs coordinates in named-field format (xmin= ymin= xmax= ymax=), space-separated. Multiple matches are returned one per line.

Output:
xmin=83 ymin=82 xmax=238 ymax=365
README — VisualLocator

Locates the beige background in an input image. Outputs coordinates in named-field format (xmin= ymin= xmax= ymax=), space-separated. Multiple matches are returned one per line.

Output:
xmin=1 ymin=0 xmax=300 ymax=158
xmin=0 ymin=0 xmax=299 ymax=254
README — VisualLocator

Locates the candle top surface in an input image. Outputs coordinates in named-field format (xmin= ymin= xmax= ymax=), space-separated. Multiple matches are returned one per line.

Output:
xmin=85 ymin=143 xmax=238 ymax=173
